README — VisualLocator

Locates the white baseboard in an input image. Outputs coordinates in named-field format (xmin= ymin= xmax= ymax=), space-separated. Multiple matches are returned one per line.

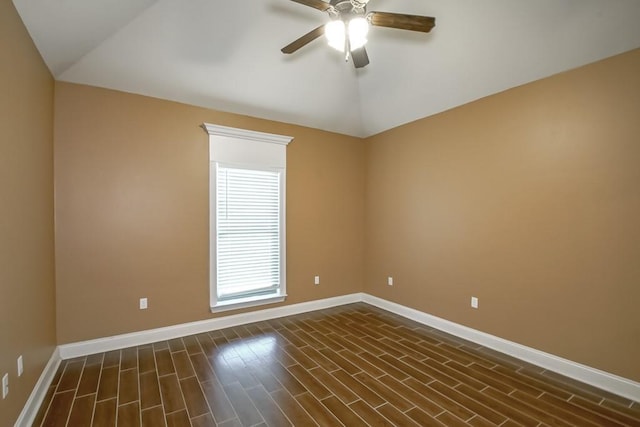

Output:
xmin=14 ymin=347 xmax=61 ymax=427
xmin=361 ymin=293 xmax=640 ymax=402
xmin=58 ymin=293 xmax=363 ymax=359
xmin=52 ymin=291 xmax=639 ymax=403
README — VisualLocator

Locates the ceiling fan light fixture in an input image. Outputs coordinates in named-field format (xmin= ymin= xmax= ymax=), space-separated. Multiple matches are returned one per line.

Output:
xmin=325 ymin=17 xmax=369 ymax=52
xmin=348 ymin=17 xmax=369 ymax=50
xmin=325 ymin=20 xmax=346 ymax=51
xmin=282 ymin=0 xmax=436 ymax=68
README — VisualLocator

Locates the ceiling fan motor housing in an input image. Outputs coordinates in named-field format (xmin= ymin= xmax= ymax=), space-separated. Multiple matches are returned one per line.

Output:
xmin=330 ymin=0 xmax=367 ymax=19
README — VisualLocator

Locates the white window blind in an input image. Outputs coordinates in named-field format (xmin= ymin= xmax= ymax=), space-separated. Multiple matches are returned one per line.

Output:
xmin=216 ymin=165 xmax=281 ymax=300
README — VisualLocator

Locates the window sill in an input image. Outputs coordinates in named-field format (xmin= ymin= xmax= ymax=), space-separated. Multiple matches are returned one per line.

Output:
xmin=210 ymin=293 xmax=287 ymax=313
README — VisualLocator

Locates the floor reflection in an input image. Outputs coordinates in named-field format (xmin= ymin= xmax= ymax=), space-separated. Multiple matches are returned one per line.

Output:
xmin=213 ymin=333 xmax=277 ymax=366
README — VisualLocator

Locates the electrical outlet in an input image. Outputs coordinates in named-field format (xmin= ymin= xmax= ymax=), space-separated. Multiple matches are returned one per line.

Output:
xmin=314 ymin=275 xmax=320 ymax=285
xmin=2 ymin=373 xmax=8 ymax=399
xmin=139 ymin=298 xmax=148 ymax=310
xmin=471 ymin=296 xmax=479 ymax=309
xmin=17 ymin=356 xmax=23 ymax=377
xmin=387 ymin=277 xmax=393 ymax=286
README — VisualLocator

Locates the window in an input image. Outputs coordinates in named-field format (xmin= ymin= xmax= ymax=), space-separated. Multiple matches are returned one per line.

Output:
xmin=203 ymin=123 xmax=293 ymax=312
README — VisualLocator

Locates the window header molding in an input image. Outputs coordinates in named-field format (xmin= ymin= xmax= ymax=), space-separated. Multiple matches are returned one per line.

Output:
xmin=202 ymin=123 xmax=294 ymax=146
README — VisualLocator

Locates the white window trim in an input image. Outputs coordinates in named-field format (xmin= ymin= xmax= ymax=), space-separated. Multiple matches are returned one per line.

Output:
xmin=203 ymin=123 xmax=293 ymax=313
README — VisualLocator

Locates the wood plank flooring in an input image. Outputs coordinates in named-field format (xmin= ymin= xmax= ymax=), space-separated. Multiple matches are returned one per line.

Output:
xmin=34 ymin=303 xmax=640 ymax=426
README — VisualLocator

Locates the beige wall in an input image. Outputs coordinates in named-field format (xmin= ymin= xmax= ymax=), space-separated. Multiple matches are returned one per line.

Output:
xmin=54 ymin=82 xmax=365 ymax=344
xmin=0 ymin=1 xmax=56 ymax=425
xmin=52 ymin=45 xmax=640 ymax=385
xmin=365 ymin=49 xmax=640 ymax=382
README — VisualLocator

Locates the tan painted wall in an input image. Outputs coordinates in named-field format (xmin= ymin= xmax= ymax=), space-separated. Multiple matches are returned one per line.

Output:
xmin=0 ymin=1 xmax=56 ymax=425
xmin=53 ymin=47 xmax=640 ymax=385
xmin=54 ymin=82 xmax=365 ymax=344
xmin=365 ymin=49 xmax=640 ymax=382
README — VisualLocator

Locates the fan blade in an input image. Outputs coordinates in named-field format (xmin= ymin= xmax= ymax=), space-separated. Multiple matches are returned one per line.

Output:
xmin=351 ymin=46 xmax=369 ymax=68
xmin=290 ymin=0 xmax=332 ymax=12
xmin=281 ymin=25 xmax=326 ymax=54
xmin=368 ymin=11 xmax=436 ymax=33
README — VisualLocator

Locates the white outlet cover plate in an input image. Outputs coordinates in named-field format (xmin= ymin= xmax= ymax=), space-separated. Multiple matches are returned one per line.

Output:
xmin=471 ymin=297 xmax=479 ymax=309
xmin=17 ymin=356 xmax=23 ymax=377
xmin=388 ymin=277 xmax=393 ymax=286
xmin=314 ymin=276 xmax=320 ymax=285
xmin=2 ymin=373 xmax=8 ymax=399
xmin=140 ymin=298 xmax=148 ymax=309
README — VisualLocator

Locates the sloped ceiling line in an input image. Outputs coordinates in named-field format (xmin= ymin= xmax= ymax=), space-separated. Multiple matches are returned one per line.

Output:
xmin=13 ymin=0 xmax=640 ymax=137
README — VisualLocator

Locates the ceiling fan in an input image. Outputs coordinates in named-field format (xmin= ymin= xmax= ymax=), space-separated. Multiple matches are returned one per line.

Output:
xmin=281 ymin=0 xmax=436 ymax=68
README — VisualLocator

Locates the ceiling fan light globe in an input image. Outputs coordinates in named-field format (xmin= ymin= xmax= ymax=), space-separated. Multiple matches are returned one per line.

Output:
xmin=348 ymin=17 xmax=369 ymax=49
xmin=325 ymin=20 xmax=346 ymax=51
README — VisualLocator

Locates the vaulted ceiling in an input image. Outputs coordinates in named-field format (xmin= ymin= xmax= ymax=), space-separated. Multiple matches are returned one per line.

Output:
xmin=14 ymin=0 xmax=640 ymax=137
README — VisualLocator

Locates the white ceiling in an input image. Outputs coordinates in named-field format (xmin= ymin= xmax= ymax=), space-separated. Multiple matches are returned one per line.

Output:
xmin=13 ymin=0 xmax=640 ymax=137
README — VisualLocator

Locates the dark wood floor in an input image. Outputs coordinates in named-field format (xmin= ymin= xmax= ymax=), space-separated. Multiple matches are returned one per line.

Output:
xmin=34 ymin=303 xmax=640 ymax=426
